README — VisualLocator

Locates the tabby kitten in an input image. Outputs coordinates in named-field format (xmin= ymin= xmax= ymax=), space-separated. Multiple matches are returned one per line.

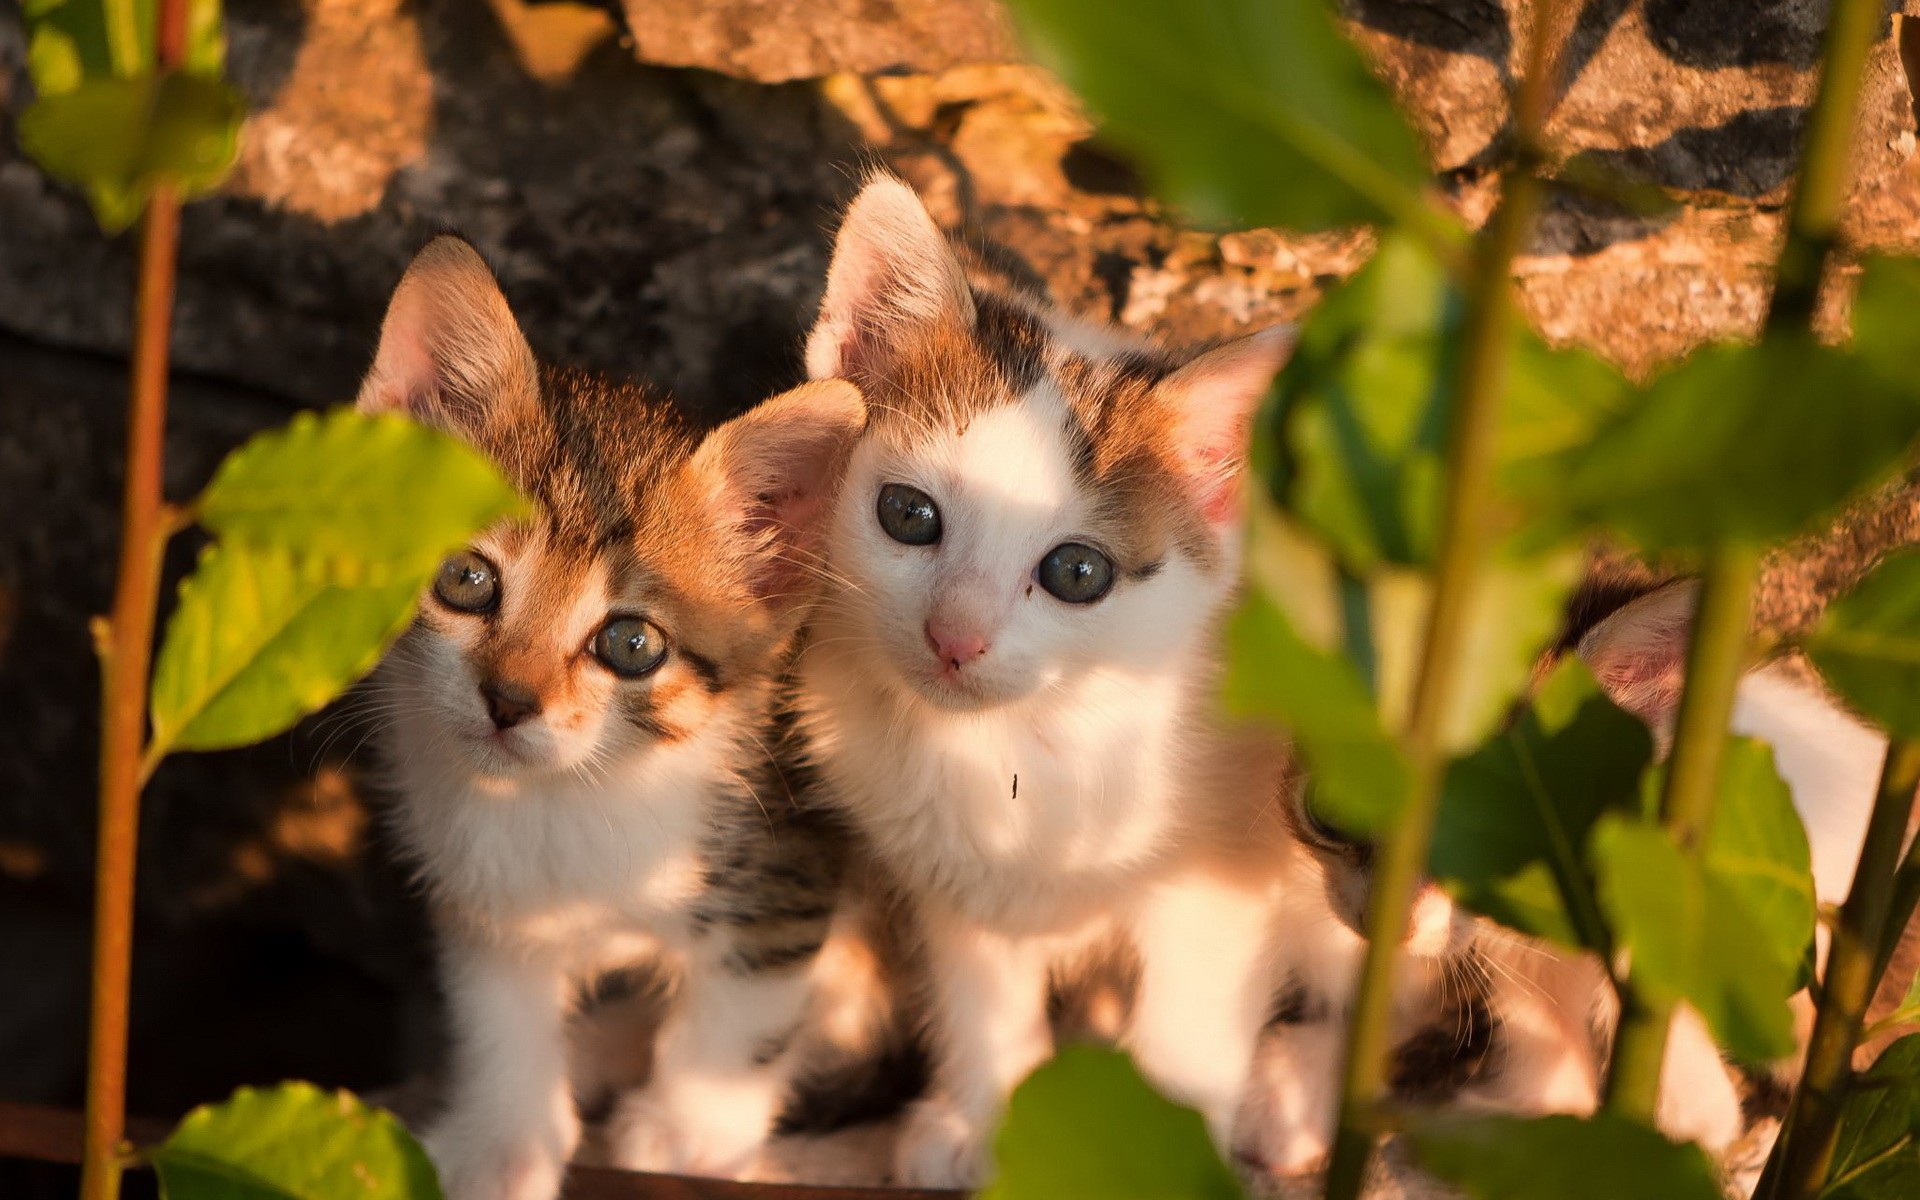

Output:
xmin=793 ymin=175 xmax=1296 ymax=1187
xmin=359 ymin=238 xmax=865 ymax=1199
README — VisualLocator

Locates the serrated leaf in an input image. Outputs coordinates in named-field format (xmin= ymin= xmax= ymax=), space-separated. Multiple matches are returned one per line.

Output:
xmin=1538 ymin=333 xmax=1920 ymax=553
xmin=1808 ymin=549 xmax=1920 ymax=739
xmin=1225 ymin=583 xmax=1408 ymax=837
xmin=1274 ymin=233 xmax=1632 ymax=572
xmin=1430 ymin=660 xmax=1652 ymax=950
xmin=17 ymin=71 xmax=244 ymax=232
xmin=196 ymin=408 xmax=529 ymax=584
xmin=152 ymin=1081 xmax=441 ymax=1200
xmin=1008 ymin=0 xmax=1439 ymax=234
xmin=1703 ymin=737 xmax=1816 ymax=978
xmin=1825 ymin=1035 xmax=1920 ymax=1199
xmin=1591 ymin=816 xmax=1798 ymax=1061
xmin=982 ymin=1045 xmax=1243 ymax=1200
xmin=149 ymin=542 xmax=421 ymax=756
xmin=1407 ymin=1112 xmax=1722 ymax=1200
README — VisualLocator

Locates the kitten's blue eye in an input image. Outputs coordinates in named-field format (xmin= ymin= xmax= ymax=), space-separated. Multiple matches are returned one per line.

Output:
xmin=593 ymin=616 xmax=668 ymax=678
xmin=877 ymin=483 xmax=942 ymax=546
xmin=433 ymin=551 xmax=499 ymax=614
xmin=1037 ymin=542 xmax=1113 ymax=604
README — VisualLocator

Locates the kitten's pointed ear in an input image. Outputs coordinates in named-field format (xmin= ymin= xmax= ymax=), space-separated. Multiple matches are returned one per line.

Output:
xmin=805 ymin=174 xmax=975 ymax=381
xmin=1159 ymin=325 xmax=1295 ymax=523
xmin=1577 ymin=580 xmax=1701 ymax=729
xmin=357 ymin=236 xmax=538 ymax=427
xmin=690 ymin=379 xmax=868 ymax=609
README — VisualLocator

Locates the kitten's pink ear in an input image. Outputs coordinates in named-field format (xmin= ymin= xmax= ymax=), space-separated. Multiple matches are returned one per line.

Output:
xmin=805 ymin=174 xmax=975 ymax=381
xmin=357 ymin=236 xmax=538 ymax=426
xmin=1576 ymin=581 xmax=1701 ymax=729
xmin=690 ymin=379 xmax=868 ymax=608
xmin=1158 ymin=326 xmax=1295 ymax=523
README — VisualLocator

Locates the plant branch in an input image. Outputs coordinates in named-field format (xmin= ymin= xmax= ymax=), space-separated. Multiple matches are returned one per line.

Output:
xmin=80 ymin=2 xmax=190 ymax=1198
xmin=1318 ymin=9 xmax=1564 ymax=1199
xmin=1758 ymin=739 xmax=1920 ymax=1200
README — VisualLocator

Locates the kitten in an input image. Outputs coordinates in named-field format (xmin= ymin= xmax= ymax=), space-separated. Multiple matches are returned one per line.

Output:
xmin=792 ymin=174 xmax=1296 ymax=1187
xmin=1239 ymin=584 xmax=1791 ymax=1175
xmin=358 ymin=237 xmax=868 ymax=1199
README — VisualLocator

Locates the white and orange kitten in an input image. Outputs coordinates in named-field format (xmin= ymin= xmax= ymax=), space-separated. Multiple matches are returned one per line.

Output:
xmin=359 ymin=238 xmax=869 ymax=1199
xmin=792 ymin=175 xmax=1296 ymax=1187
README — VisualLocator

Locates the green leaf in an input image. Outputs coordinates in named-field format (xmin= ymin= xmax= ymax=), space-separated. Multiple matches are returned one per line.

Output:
xmin=1808 ymin=549 xmax=1920 ymax=739
xmin=1274 ymin=234 xmax=1632 ymax=571
xmin=1826 ymin=1034 xmax=1920 ymax=1199
xmin=24 ymin=0 xmax=228 ymax=92
xmin=1591 ymin=816 xmax=1798 ymax=1061
xmin=1703 ymin=737 xmax=1816 ymax=978
xmin=1538 ymin=333 xmax=1920 ymax=553
xmin=1430 ymin=660 xmax=1652 ymax=950
xmin=17 ymin=71 xmax=245 ymax=232
xmin=1007 ymin=0 xmax=1440 ymax=235
xmin=1407 ymin=1112 xmax=1722 ymax=1200
xmin=1850 ymin=257 xmax=1920 ymax=389
xmin=1225 ymin=583 xmax=1409 ymax=836
xmin=982 ymin=1045 xmax=1243 ymax=1200
xmin=196 ymin=409 xmax=529 ymax=584
xmin=152 ymin=1081 xmax=440 ymax=1200
xmin=148 ymin=542 xmax=421 ymax=756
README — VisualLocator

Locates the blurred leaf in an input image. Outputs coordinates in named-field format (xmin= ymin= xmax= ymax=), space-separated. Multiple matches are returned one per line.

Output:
xmin=1825 ymin=1035 xmax=1920 ymax=1200
xmin=196 ymin=408 xmax=530 ymax=584
xmin=1591 ymin=816 xmax=1798 ymax=1061
xmin=148 ymin=542 xmax=420 ymax=756
xmin=1274 ymin=234 xmax=1631 ymax=572
xmin=983 ymin=1045 xmax=1243 ymax=1200
xmin=17 ymin=70 xmax=244 ymax=232
xmin=1008 ymin=0 xmax=1440 ymax=234
xmin=1551 ymin=153 xmax=1682 ymax=220
xmin=1430 ymin=659 xmax=1652 ymax=950
xmin=1408 ymin=1111 xmax=1722 ymax=1200
xmin=153 ymin=1081 xmax=441 ymax=1200
xmin=1536 ymin=333 xmax=1920 ymax=553
xmin=1702 ymin=737 xmax=1816 ymax=978
xmin=1809 ymin=550 xmax=1920 ymax=739
xmin=1850 ymin=257 xmax=1920 ymax=386
xmin=1225 ymin=583 xmax=1409 ymax=836
xmin=24 ymin=0 xmax=227 ymax=94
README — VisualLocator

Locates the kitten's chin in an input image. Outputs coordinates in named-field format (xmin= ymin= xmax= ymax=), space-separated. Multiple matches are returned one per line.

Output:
xmin=897 ymin=667 xmax=1029 ymax=713
xmin=451 ymin=725 xmax=578 ymax=778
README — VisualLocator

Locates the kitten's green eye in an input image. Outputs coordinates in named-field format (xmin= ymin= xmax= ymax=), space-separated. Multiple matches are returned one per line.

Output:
xmin=434 ymin=551 xmax=500 ymax=614
xmin=1037 ymin=542 xmax=1113 ymax=604
xmin=877 ymin=483 xmax=942 ymax=546
xmin=593 ymin=616 xmax=668 ymax=678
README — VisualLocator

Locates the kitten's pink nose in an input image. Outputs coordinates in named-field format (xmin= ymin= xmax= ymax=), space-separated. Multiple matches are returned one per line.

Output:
xmin=481 ymin=678 xmax=542 ymax=730
xmin=924 ymin=619 xmax=988 ymax=672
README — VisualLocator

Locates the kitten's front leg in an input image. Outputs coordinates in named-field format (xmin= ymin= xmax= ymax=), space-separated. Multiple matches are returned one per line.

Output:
xmin=607 ymin=928 xmax=819 ymax=1180
xmin=896 ymin=915 xmax=1055 ymax=1189
xmin=1124 ymin=874 xmax=1276 ymax=1153
xmin=1237 ymin=1019 xmax=1346 ymax=1176
xmin=425 ymin=940 xmax=580 ymax=1200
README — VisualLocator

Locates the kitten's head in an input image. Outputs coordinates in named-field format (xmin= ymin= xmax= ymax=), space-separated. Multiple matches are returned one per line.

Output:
xmin=1281 ymin=785 xmax=1471 ymax=959
xmin=803 ymin=176 xmax=1291 ymax=710
xmin=361 ymin=237 xmax=863 ymax=778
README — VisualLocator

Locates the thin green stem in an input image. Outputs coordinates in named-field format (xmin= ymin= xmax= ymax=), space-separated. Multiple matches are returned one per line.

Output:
xmin=1319 ymin=10 xmax=1565 ymax=1197
xmin=1758 ymin=740 xmax=1920 ymax=1200
xmin=1600 ymin=542 xmax=1758 ymax=1119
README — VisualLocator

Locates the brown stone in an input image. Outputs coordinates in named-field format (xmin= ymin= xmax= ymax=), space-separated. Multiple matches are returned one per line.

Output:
xmin=616 ymin=0 xmax=1019 ymax=82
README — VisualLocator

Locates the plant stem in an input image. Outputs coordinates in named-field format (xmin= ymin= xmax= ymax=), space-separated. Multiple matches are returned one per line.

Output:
xmin=1758 ymin=739 xmax=1920 ymax=1200
xmin=1765 ymin=0 xmax=1884 ymax=333
xmin=79 ymin=3 xmax=190 ymax=1198
xmin=1319 ymin=10 xmax=1564 ymax=1198
xmin=1599 ymin=542 xmax=1758 ymax=1118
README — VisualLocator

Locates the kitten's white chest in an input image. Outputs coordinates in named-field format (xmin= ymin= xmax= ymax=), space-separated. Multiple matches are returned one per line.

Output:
xmin=815 ymin=665 xmax=1186 ymax=930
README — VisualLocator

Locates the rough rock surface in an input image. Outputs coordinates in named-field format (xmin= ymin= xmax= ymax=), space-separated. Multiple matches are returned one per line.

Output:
xmin=4 ymin=0 xmax=1920 ymax=1191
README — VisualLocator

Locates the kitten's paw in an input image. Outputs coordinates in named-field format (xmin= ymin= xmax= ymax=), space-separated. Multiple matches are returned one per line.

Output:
xmin=1234 ymin=1116 xmax=1331 ymax=1179
xmin=1656 ymin=1008 xmax=1744 ymax=1152
xmin=421 ymin=1124 xmax=569 ymax=1200
xmin=606 ymin=1084 xmax=772 ymax=1180
xmin=894 ymin=1097 xmax=992 ymax=1189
